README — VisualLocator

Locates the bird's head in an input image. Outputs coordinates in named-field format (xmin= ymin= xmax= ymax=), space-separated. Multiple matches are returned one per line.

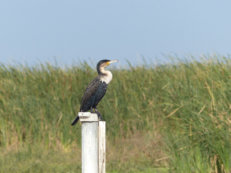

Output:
xmin=97 ymin=59 xmax=118 ymax=74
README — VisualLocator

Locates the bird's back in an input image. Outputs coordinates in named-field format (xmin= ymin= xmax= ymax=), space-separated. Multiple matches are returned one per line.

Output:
xmin=80 ymin=77 xmax=107 ymax=111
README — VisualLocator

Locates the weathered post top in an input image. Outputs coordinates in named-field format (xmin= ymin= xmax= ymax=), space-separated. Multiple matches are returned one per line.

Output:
xmin=78 ymin=112 xmax=99 ymax=122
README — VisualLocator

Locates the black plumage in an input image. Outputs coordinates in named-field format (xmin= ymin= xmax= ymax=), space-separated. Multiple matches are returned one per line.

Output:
xmin=71 ymin=59 xmax=117 ymax=125
xmin=80 ymin=77 xmax=107 ymax=112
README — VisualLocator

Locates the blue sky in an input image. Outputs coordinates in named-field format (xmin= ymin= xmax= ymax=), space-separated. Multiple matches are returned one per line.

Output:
xmin=0 ymin=0 xmax=231 ymax=66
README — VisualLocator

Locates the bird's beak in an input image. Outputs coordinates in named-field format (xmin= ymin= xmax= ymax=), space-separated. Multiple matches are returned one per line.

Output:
xmin=109 ymin=60 xmax=118 ymax=64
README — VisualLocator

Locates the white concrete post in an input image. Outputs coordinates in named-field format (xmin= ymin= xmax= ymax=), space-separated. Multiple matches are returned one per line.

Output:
xmin=78 ymin=112 xmax=106 ymax=173
xmin=99 ymin=121 xmax=106 ymax=173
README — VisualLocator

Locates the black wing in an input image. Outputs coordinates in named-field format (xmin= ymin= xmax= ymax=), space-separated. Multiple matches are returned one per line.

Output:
xmin=92 ymin=81 xmax=107 ymax=108
xmin=80 ymin=77 xmax=101 ymax=111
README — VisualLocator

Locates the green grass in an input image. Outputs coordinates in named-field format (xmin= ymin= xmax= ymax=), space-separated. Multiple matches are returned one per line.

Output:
xmin=0 ymin=57 xmax=231 ymax=172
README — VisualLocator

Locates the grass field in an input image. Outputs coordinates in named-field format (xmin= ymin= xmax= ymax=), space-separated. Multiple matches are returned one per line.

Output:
xmin=0 ymin=58 xmax=231 ymax=172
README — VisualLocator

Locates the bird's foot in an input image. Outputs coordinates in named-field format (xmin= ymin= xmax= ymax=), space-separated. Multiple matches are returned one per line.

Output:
xmin=95 ymin=109 xmax=103 ymax=121
xmin=90 ymin=107 xmax=94 ymax=113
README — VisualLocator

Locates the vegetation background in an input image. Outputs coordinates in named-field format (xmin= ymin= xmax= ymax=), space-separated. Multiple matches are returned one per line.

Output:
xmin=0 ymin=58 xmax=231 ymax=173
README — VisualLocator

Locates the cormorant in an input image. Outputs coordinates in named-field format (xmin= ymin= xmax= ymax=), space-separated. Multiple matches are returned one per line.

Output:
xmin=71 ymin=59 xmax=118 ymax=125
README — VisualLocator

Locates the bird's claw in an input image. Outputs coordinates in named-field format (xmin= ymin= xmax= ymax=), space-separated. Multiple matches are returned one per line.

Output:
xmin=90 ymin=108 xmax=94 ymax=113
xmin=95 ymin=109 xmax=103 ymax=121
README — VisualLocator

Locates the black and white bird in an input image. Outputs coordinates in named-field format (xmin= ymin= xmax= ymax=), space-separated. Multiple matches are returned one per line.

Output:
xmin=71 ymin=59 xmax=118 ymax=125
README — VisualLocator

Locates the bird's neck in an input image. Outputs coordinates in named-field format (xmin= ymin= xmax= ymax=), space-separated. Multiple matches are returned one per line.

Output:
xmin=99 ymin=67 xmax=113 ymax=84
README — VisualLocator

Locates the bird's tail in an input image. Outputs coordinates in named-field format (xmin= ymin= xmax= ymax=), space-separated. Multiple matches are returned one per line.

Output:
xmin=71 ymin=116 xmax=79 ymax=126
